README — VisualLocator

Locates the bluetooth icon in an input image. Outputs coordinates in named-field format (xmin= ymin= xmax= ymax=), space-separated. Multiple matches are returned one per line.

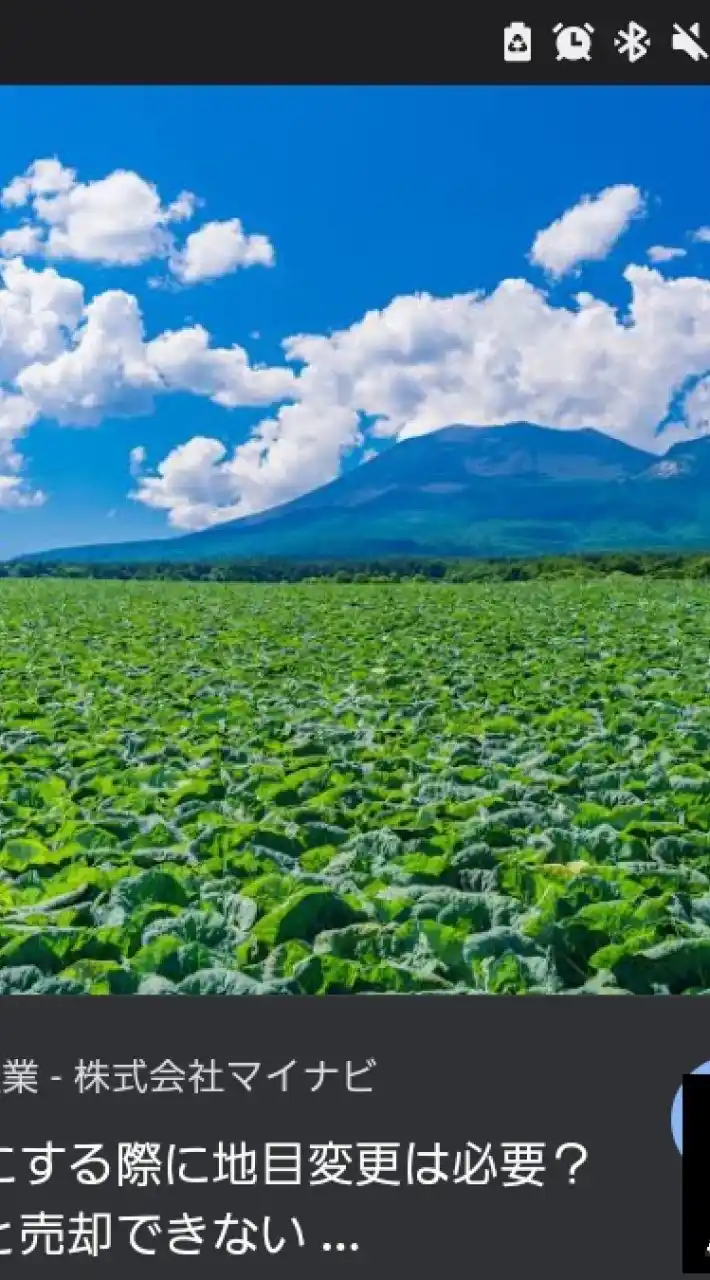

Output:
xmin=615 ymin=21 xmax=650 ymax=61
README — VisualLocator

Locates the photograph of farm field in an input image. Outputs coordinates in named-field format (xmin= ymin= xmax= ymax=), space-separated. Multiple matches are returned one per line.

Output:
xmin=3 ymin=572 xmax=710 ymax=996
xmin=1 ymin=83 xmax=710 ymax=994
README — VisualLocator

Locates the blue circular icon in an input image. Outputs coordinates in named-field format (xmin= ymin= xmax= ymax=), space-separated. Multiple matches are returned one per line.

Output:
xmin=671 ymin=1061 xmax=710 ymax=1154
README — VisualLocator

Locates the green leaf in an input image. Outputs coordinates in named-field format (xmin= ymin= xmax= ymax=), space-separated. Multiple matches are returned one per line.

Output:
xmin=254 ymin=888 xmax=364 ymax=946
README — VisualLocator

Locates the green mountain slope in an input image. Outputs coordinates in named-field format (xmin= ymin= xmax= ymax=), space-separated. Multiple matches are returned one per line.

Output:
xmin=17 ymin=422 xmax=710 ymax=563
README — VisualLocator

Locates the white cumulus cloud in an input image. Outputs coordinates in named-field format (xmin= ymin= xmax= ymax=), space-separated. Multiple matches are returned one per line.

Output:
xmin=0 ymin=159 xmax=275 ymax=287
xmin=0 ymin=258 xmax=84 ymax=384
xmin=170 ymin=218 xmax=275 ymax=283
xmin=4 ymin=267 xmax=294 ymax=429
xmin=0 ymin=388 xmax=45 ymax=510
xmin=132 ymin=401 xmax=360 ymax=530
xmin=0 ymin=253 xmax=295 ymax=502
xmin=132 ymin=436 xmax=246 ymax=530
xmin=16 ymin=290 xmax=161 ymax=425
xmin=0 ymin=474 xmax=45 ymax=509
xmin=135 ymin=264 xmax=710 ymax=529
xmin=0 ymin=225 xmax=45 ymax=258
xmin=530 ymin=184 xmax=645 ymax=278
xmin=1 ymin=159 xmax=75 ymax=208
xmin=145 ymin=326 xmax=293 ymax=407
xmin=647 ymin=244 xmax=687 ymax=263
xmin=1 ymin=159 xmax=197 ymax=267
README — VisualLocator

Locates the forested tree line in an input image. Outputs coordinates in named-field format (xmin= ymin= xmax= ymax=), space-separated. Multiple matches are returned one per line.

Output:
xmin=4 ymin=551 xmax=710 ymax=582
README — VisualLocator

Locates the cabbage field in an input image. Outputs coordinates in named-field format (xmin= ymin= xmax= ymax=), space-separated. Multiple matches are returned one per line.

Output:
xmin=2 ymin=576 xmax=710 ymax=995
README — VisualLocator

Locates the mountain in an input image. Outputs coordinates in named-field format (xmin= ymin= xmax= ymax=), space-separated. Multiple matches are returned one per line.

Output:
xmin=17 ymin=422 xmax=710 ymax=563
xmin=654 ymin=435 xmax=710 ymax=480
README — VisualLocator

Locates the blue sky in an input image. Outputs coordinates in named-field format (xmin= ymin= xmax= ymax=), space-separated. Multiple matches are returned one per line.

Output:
xmin=0 ymin=84 xmax=708 ymax=555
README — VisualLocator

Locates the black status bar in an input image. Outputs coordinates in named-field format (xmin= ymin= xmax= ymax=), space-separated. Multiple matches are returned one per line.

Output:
xmin=2 ymin=14 xmax=710 ymax=83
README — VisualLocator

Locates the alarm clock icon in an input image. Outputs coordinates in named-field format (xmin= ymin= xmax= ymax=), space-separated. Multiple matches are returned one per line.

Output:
xmin=553 ymin=23 xmax=594 ymax=61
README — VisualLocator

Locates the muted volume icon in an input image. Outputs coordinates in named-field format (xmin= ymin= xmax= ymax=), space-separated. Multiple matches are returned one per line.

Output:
xmin=672 ymin=23 xmax=708 ymax=61
xmin=504 ymin=22 xmax=532 ymax=61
